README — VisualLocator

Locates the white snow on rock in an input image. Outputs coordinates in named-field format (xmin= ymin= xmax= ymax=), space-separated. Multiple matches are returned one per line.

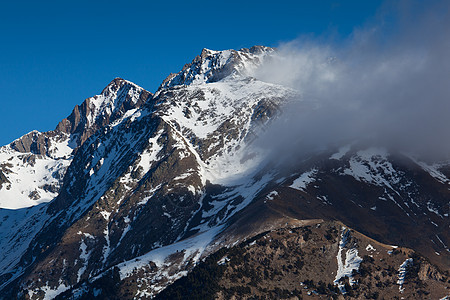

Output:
xmin=197 ymin=171 xmax=275 ymax=231
xmin=77 ymin=238 xmax=91 ymax=282
xmin=87 ymin=78 xmax=146 ymax=127
xmin=39 ymin=279 xmax=70 ymax=300
xmin=330 ymin=144 xmax=352 ymax=160
xmin=265 ymin=190 xmax=278 ymax=202
xmin=290 ymin=169 xmax=317 ymax=191
xmin=118 ymin=226 xmax=222 ymax=276
xmin=0 ymin=204 xmax=51 ymax=288
xmin=136 ymin=130 xmax=164 ymax=175
xmin=366 ymin=244 xmax=376 ymax=252
xmin=160 ymin=47 xmax=274 ymax=89
xmin=343 ymin=148 xmax=400 ymax=188
xmin=417 ymin=161 xmax=450 ymax=185
xmin=0 ymin=146 xmax=71 ymax=209
xmin=217 ymin=256 xmax=230 ymax=265
xmin=397 ymin=258 xmax=413 ymax=293
xmin=334 ymin=227 xmax=363 ymax=293
xmin=160 ymin=78 xmax=294 ymax=140
xmin=47 ymin=133 xmax=75 ymax=159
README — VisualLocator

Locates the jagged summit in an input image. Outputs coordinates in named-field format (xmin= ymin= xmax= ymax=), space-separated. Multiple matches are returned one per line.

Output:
xmin=159 ymin=46 xmax=274 ymax=89
xmin=3 ymin=78 xmax=151 ymax=160
xmin=7 ymin=78 xmax=152 ymax=158
xmin=0 ymin=78 xmax=153 ymax=209
xmin=55 ymin=77 xmax=151 ymax=145
xmin=100 ymin=77 xmax=145 ymax=98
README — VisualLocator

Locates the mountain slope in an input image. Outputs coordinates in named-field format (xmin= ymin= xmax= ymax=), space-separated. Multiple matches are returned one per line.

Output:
xmin=0 ymin=78 xmax=151 ymax=209
xmin=0 ymin=78 xmax=152 ymax=295
xmin=156 ymin=221 xmax=448 ymax=299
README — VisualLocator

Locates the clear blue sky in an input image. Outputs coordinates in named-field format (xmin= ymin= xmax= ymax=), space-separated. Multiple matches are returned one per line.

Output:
xmin=0 ymin=0 xmax=383 ymax=146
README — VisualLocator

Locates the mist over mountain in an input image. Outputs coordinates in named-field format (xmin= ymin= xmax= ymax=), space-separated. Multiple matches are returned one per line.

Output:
xmin=254 ymin=0 xmax=450 ymax=161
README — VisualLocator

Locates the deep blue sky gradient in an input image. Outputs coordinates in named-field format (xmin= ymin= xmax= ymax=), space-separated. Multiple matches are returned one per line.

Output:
xmin=0 ymin=0 xmax=383 ymax=146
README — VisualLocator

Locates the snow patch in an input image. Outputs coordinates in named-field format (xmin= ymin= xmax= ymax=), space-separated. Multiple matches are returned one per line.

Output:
xmin=290 ymin=169 xmax=317 ymax=191
xmin=397 ymin=258 xmax=413 ymax=293
xmin=408 ymin=156 xmax=450 ymax=185
xmin=343 ymin=148 xmax=400 ymax=188
xmin=37 ymin=279 xmax=70 ymax=300
xmin=0 ymin=148 xmax=71 ymax=209
xmin=217 ymin=256 xmax=230 ymax=265
xmin=137 ymin=131 xmax=164 ymax=175
xmin=330 ymin=144 xmax=351 ymax=160
xmin=366 ymin=244 xmax=376 ymax=252
xmin=265 ymin=190 xmax=278 ymax=202
xmin=334 ymin=227 xmax=363 ymax=293
xmin=77 ymin=239 xmax=91 ymax=282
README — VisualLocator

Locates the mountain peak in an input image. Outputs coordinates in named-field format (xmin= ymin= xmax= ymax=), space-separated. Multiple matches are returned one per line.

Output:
xmin=100 ymin=77 xmax=141 ymax=97
xmin=241 ymin=45 xmax=274 ymax=54
xmin=54 ymin=77 xmax=152 ymax=147
xmin=159 ymin=46 xmax=274 ymax=89
xmin=8 ymin=130 xmax=48 ymax=156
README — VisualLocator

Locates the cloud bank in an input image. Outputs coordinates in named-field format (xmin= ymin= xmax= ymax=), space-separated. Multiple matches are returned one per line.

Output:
xmin=254 ymin=0 xmax=450 ymax=161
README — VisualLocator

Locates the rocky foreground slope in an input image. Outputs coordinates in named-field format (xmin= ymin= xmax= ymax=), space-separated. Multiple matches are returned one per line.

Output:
xmin=156 ymin=221 xmax=447 ymax=300
xmin=0 ymin=46 xmax=448 ymax=299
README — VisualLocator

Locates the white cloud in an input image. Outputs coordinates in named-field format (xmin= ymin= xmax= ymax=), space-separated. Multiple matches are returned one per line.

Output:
xmin=255 ymin=0 xmax=450 ymax=161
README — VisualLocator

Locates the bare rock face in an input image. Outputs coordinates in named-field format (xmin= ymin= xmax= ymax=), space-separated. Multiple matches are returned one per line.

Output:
xmin=10 ymin=131 xmax=51 ymax=156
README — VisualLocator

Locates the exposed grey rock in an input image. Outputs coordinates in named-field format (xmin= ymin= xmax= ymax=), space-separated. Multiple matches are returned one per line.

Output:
xmin=0 ymin=170 xmax=9 ymax=189
xmin=10 ymin=131 xmax=51 ymax=156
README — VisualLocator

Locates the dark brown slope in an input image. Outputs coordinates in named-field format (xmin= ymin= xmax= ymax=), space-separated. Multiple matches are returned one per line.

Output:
xmin=156 ymin=220 xmax=449 ymax=300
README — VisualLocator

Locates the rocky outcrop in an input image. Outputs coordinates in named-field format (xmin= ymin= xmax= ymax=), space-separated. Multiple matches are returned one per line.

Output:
xmin=10 ymin=131 xmax=51 ymax=156
xmin=55 ymin=77 xmax=152 ymax=147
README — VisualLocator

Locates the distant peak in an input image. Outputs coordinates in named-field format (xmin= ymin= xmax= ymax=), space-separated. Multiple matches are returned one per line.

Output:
xmin=53 ymin=77 xmax=152 ymax=147
xmin=199 ymin=48 xmax=225 ymax=58
xmin=159 ymin=46 xmax=275 ymax=89
xmin=101 ymin=77 xmax=143 ymax=97
xmin=242 ymin=45 xmax=275 ymax=54
xmin=200 ymin=48 xmax=214 ymax=57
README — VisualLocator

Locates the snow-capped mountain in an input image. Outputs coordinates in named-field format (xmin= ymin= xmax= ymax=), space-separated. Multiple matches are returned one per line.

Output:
xmin=0 ymin=46 xmax=448 ymax=299
xmin=0 ymin=78 xmax=150 ymax=209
